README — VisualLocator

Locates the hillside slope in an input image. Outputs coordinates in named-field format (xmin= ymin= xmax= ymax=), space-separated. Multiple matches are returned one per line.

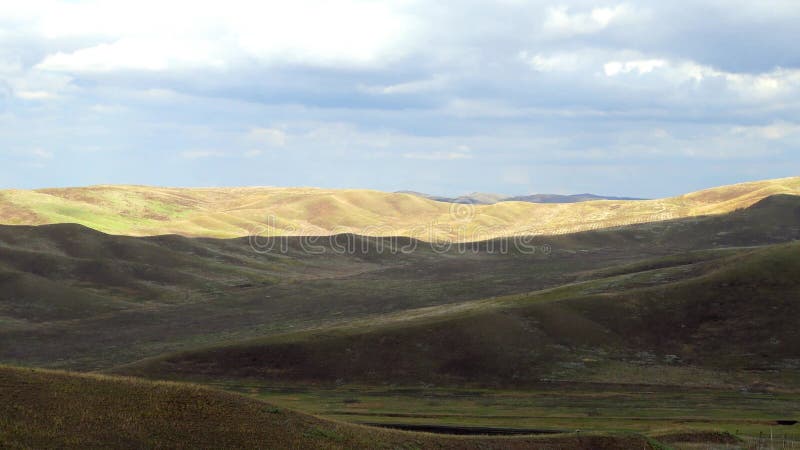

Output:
xmin=121 ymin=241 xmax=800 ymax=388
xmin=2 ymin=194 xmax=799 ymax=371
xmin=0 ymin=177 xmax=798 ymax=239
xmin=0 ymin=366 xmax=653 ymax=449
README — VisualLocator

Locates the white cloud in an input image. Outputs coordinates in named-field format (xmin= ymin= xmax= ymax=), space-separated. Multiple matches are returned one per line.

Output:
xmin=180 ymin=150 xmax=226 ymax=159
xmin=520 ymin=50 xmax=670 ymax=77
xmin=518 ymin=51 xmax=585 ymax=72
xmin=543 ymin=4 xmax=631 ymax=36
xmin=30 ymin=148 xmax=53 ymax=159
xmin=37 ymin=38 xmax=225 ymax=72
xmin=89 ymin=104 xmax=126 ymax=114
xmin=442 ymin=98 xmax=528 ymax=118
xmin=731 ymin=121 xmax=800 ymax=140
xmin=15 ymin=90 xmax=57 ymax=100
xmin=246 ymin=127 xmax=287 ymax=147
xmin=2 ymin=0 xmax=800 ymax=195
xmin=233 ymin=1 xmax=415 ymax=68
xmin=0 ymin=57 xmax=74 ymax=100
xmin=517 ymin=50 xmax=800 ymax=101
xmin=30 ymin=0 xmax=417 ymax=74
xmin=137 ymin=89 xmax=181 ymax=100
xmin=360 ymin=76 xmax=448 ymax=95
xmin=603 ymin=59 xmax=667 ymax=76
xmin=402 ymin=150 xmax=472 ymax=160
xmin=653 ymin=128 xmax=670 ymax=139
xmin=517 ymin=47 xmax=800 ymax=104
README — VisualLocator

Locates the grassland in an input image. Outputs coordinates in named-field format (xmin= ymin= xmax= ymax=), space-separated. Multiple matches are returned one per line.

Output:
xmin=110 ymin=238 xmax=800 ymax=447
xmin=2 ymin=365 xmax=676 ymax=449
xmin=1 ymin=184 xmax=799 ymax=448
xmin=220 ymin=381 xmax=798 ymax=438
xmin=99 ymin=213 xmax=799 ymax=444
xmin=119 ymin=241 xmax=800 ymax=388
xmin=2 ymin=194 xmax=798 ymax=371
xmin=0 ymin=177 xmax=798 ymax=239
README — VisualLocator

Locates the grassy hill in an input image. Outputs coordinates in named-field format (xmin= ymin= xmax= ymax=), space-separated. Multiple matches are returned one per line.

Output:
xmin=2 ymin=187 xmax=798 ymax=446
xmin=0 ymin=365 xmax=660 ymax=449
xmin=0 ymin=177 xmax=798 ymax=239
xmin=2 ymin=195 xmax=799 ymax=371
xmin=120 ymin=241 xmax=800 ymax=389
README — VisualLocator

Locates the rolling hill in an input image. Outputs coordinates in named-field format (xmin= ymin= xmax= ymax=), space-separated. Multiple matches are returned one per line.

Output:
xmin=1 ymin=184 xmax=799 ymax=446
xmin=2 ymin=194 xmax=799 ymax=372
xmin=0 ymin=365 xmax=659 ymax=449
xmin=0 ymin=177 xmax=798 ymax=239
xmin=120 ymin=240 xmax=800 ymax=389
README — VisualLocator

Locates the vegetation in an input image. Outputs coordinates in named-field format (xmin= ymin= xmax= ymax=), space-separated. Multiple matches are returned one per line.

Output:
xmin=0 ymin=177 xmax=798 ymax=239
xmin=2 ymin=194 xmax=799 ymax=371
xmin=0 ymin=365 xmax=662 ymax=449
xmin=226 ymin=382 xmax=793 ymax=438
xmin=118 ymin=241 xmax=800 ymax=388
xmin=1 ymin=179 xmax=800 ymax=448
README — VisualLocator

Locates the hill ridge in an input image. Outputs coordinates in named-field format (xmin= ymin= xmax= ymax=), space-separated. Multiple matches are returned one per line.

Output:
xmin=119 ymin=241 xmax=800 ymax=388
xmin=0 ymin=177 xmax=798 ymax=240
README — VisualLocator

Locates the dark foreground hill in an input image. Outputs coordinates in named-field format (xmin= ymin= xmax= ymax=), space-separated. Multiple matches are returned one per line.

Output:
xmin=0 ymin=365 xmax=657 ymax=449
xmin=121 ymin=241 xmax=800 ymax=389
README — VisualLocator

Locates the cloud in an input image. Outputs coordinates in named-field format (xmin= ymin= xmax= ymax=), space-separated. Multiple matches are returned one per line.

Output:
xmin=731 ymin=122 xmax=800 ymax=140
xmin=30 ymin=148 xmax=53 ymax=159
xmin=15 ymin=90 xmax=57 ymax=100
xmin=180 ymin=150 xmax=226 ymax=159
xmin=518 ymin=47 xmax=800 ymax=104
xmin=603 ymin=59 xmax=667 ymax=76
xmin=360 ymin=76 xmax=449 ymax=95
xmin=246 ymin=128 xmax=287 ymax=147
xmin=1 ymin=1 xmax=800 ymax=196
xmin=89 ymin=104 xmax=126 ymax=114
xmin=518 ymin=51 xmax=585 ymax=73
xmin=31 ymin=0 xmax=417 ymax=74
xmin=402 ymin=150 xmax=472 ymax=160
xmin=37 ymin=38 xmax=225 ymax=73
xmin=542 ymin=4 xmax=632 ymax=36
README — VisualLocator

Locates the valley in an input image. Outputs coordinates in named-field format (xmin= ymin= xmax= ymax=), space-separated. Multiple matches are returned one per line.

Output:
xmin=1 ymin=179 xmax=799 ymax=448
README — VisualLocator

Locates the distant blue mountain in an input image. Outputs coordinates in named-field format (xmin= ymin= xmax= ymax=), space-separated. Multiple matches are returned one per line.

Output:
xmin=397 ymin=191 xmax=645 ymax=204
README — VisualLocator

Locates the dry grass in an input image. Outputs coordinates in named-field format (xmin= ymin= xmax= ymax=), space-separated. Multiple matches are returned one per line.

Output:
xmin=1 ymin=177 xmax=798 ymax=239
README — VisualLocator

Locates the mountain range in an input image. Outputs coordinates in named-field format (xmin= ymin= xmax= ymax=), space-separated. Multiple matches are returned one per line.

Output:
xmin=398 ymin=191 xmax=645 ymax=204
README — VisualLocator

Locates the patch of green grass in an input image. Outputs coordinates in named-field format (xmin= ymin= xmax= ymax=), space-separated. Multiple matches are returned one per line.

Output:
xmin=219 ymin=381 xmax=800 ymax=439
xmin=0 ymin=365 xmax=661 ymax=449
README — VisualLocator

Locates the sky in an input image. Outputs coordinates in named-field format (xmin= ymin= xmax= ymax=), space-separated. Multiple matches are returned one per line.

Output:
xmin=1 ymin=0 xmax=799 ymax=198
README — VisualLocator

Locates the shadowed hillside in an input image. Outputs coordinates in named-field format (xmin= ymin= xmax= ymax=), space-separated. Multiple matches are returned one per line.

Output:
xmin=0 ymin=366 xmax=657 ymax=449
xmin=121 ymin=241 xmax=800 ymax=389
xmin=1 ymin=194 xmax=799 ymax=372
xmin=0 ymin=177 xmax=798 ymax=239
